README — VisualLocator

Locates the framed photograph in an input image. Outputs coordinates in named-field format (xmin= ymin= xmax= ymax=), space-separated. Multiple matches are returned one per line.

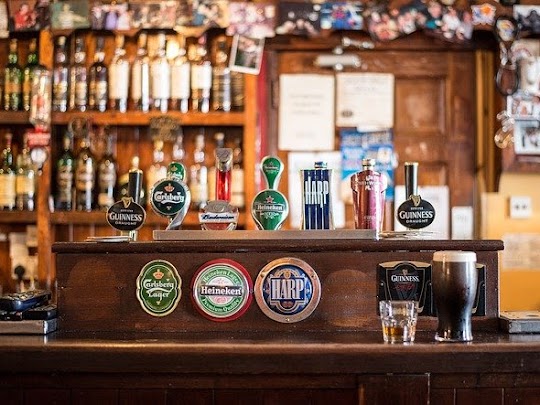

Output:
xmin=275 ymin=2 xmax=321 ymax=36
xmin=514 ymin=120 xmax=540 ymax=155
xmin=90 ymin=1 xmax=130 ymax=30
xmin=514 ymin=5 xmax=540 ymax=34
xmin=8 ymin=0 xmax=45 ymax=31
xmin=190 ymin=0 xmax=228 ymax=29
xmin=130 ymin=0 xmax=177 ymax=29
xmin=50 ymin=0 xmax=89 ymax=30
xmin=319 ymin=2 xmax=363 ymax=31
xmin=229 ymin=34 xmax=264 ymax=75
xmin=0 ymin=1 xmax=9 ymax=36
xmin=226 ymin=2 xmax=275 ymax=38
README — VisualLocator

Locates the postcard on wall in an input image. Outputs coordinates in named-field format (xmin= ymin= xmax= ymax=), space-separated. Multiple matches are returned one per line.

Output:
xmin=287 ymin=151 xmax=345 ymax=229
xmin=129 ymin=0 xmax=177 ymax=29
xmin=0 ymin=1 xmax=8 ymax=36
xmin=226 ymin=2 xmax=275 ymax=38
xmin=50 ymin=0 xmax=90 ymax=30
xmin=278 ymin=74 xmax=335 ymax=151
xmin=513 ymin=119 xmax=540 ymax=155
xmin=90 ymin=0 xmax=130 ymax=30
xmin=336 ymin=72 xmax=394 ymax=128
xmin=229 ymin=34 xmax=265 ymax=75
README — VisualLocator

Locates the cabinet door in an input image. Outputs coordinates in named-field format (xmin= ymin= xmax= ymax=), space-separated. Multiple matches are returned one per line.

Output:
xmin=274 ymin=49 xmax=476 ymax=230
xmin=358 ymin=374 xmax=429 ymax=404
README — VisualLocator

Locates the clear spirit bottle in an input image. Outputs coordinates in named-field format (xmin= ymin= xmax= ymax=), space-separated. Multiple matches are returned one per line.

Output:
xmin=189 ymin=131 xmax=209 ymax=208
xmin=151 ymin=33 xmax=170 ymax=113
xmin=75 ymin=131 xmax=96 ymax=211
xmin=0 ymin=132 xmax=16 ymax=210
xmin=97 ymin=130 xmax=117 ymax=210
xmin=146 ymin=139 xmax=168 ymax=200
xmin=190 ymin=34 xmax=212 ymax=113
xmin=109 ymin=35 xmax=130 ymax=113
xmin=3 ymin=39 xmax=22 ymax=111
xmin=15 ymin=133 xmax=35 ymax=211
xmin=170 ymin=34 xmax=190 ymax=113
xmin=56 ymin=131 xmax=75 ymax=211
xmin=69 ymin=36 xmax=88 ymax=112
xmin=131 ymin=33 xmax=151 ymax=112
xmin=88 ymin=37 xmax=108 ymax=112
xmin=52 ymin=36 xmax=69 ymax=113
xmin=212 ymin=35 xmax=231 ymax=112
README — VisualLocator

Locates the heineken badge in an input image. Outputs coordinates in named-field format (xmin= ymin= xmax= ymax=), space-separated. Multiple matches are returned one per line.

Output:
xmin=191 ymin=259 xmax=253 ymax=322
xmin=251 ymin=190 xmax=289 ymax=230
xmin=136 ymin=260 xmax=182 ymax=317
xmin=107 ymin=197 xmax=146 ymax=232
xmin=255 ymin=257 xmax=321 ymax=323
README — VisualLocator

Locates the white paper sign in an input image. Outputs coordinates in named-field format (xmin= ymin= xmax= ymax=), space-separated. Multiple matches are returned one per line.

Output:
xmin=287 ymin=152 xmax=345 ymax=229
xmin=394 ymin=185 xmax=449 ymax=238
xmin=336 ymin=73 xmax=394 ymax=128
xmin=278 ymin=74 xmax=335 ymax=151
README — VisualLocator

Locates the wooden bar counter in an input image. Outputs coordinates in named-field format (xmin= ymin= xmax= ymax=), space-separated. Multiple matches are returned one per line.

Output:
xmin=1 ymin=234 xmax=539 ymax=404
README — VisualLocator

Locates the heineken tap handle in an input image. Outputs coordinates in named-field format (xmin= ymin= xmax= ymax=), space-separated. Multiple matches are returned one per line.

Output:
xmin=404 ymin=162 xmax=418 ymax=200
xmin=261 ymin=156 xmax=283 ymax=190
xmin=128 ymin=169 xmax=143 ymax=205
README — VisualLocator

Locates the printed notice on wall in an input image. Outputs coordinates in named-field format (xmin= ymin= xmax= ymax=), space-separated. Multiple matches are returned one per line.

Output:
xmin=502 ymin=233 xmax=540 ymax=270
xmin=336 ymin=73 xmax=394 ymax=128
xmin=278 ymin=74 xmax=335 ymax=151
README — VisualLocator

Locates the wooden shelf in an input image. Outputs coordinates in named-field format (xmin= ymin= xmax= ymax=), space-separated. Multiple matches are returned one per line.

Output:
xmin=50 ymin=210 xmax=246 ymax=228
xmin=0 ymin=210 xmax=37 ymax=224
xmin=0 ymin=111 xmax=30 ymax=125
xmin=51 ymin=111 xmax=246 ymax=127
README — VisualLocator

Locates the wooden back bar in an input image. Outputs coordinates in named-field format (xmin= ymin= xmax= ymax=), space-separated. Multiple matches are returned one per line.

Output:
xmin=53 ymin=234 xmax=503 ymax=333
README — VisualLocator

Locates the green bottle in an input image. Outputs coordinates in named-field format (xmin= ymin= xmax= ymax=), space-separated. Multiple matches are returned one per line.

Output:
xmin=4 ymin=39 xmax=22 ymax=111
xmin=22 ymin=38 xmax=44 ymax=112
xmin=0 ymin=132 xmax=16 ymax=210
xmin=56 ymin=131 xmax=75 ymax=211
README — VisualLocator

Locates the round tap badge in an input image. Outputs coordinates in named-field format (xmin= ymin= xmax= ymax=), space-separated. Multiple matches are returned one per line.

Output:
xmin=191 ymin=259 xmax=253 ymax=322
xmin=136 ymin=260 xmax=182 ymax=317
xmin=255 ymin=257 xmax=321 ymax=323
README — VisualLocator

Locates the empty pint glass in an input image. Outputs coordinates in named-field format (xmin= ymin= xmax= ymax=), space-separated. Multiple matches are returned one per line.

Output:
xmin=432 ymin=251 xmax=477 ymax=342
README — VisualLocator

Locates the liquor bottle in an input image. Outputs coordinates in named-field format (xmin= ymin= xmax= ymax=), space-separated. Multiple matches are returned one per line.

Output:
xmin=189 ymin=131 xmax=209 ymax=208
xmin=56 ymin=131 xmax=75 ymax=211
xmin=0 ymin=132 xmax=16 ymax=210
xmin=88 ymin=37 xmax=108 ymax=112
xmin=131 ymin=32 xmax=151 ymax=112
xmin=350 ymin=158 xmax=386 ymax=231
xmin=3 ymin=39 xmax=22 ymax=111
xmin=172 ymin=132 xmax=185 ymax=162
xmin=207 ymin=132 xmax=225 ymax=201
xmin=22 ymin=38 xmax=43 ymax=112
xmin=170 ymin=35 xmax=190 ymax=113
xmin=117 ymin=155 xmax=146 ymax=206
xmin=97 ymin=131 xmax=117 ymax=210
xmin=146 ymin=139 xmax=168 ymax=199
xmin=109 ymin=35 xmax=130 ymax=113
xmin=52 ymin=36 xmax=69 ymax=113
xmin=15 ymin=133 xmax=35 ymax=211
xmin=212 ymin=35 xmax=231 ymax=112
xmin=75 ymin=132 xmax=95 ymax=211
xmin=151 ymin=33 xmax=170 ymax=113
xmin=231 ymin=137 xmax=245 ymax=208
xmin=69 ymin=36 xmax=88 ymax=112
xmin=231 ymin=71 xmax=245 ymax=111
xmin=190 ymin=34 xmax=212 ymax=113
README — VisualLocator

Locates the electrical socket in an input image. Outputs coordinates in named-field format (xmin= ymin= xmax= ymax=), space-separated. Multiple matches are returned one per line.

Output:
xmin=509 ymin=196 xmax=532 ymax=219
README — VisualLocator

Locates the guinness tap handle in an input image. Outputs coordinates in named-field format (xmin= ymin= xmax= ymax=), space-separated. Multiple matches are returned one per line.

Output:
xmin=128 ymin=169 xmax=143 ymax=205
xmin=404 ymin=162 xmax=418 ymax=200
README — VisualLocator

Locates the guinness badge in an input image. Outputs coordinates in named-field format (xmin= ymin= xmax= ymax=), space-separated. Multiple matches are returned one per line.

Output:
xmin=191 ymin=259 xmax=253 ymax=322
xmin=136 ymin=260 xmax=182 ymax=317
xmin=255 ymin=257 xmax=321 ymax=323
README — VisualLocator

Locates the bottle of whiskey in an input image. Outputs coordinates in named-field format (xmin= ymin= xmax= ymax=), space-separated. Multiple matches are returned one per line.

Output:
xmin=146 ymin=139 xmax=168 ymax=199
xmin=151 ymin=33 xmax=170 ymax=113
xmin=52 ymin=36 xmax=69 ymax=113
xmin=231 ymin=72 xmax=245 ymax=111
xmin=0 ymin=132 xmax=16 ymax=210
xmin=131 ymin=32 xmax=151 ymax=112
xmin=69 ymin=36 xmax=88 ymax=112
xmin=97 ymin=130 xmax=117 ymax=210
xmin=56 ymin=131 xmax=75 ymax=211
xmin=189 ymin=131 xmax=209 ymax=208
xmin=88 ymin=37 xmax=108 ymax=112
xmin=190 ymin=34 xmax=212 ymax=113
xmin=4 ymin=39 xmax=22 ymax=111
xmin=212 ymin=35 xmax=231 ymax=112
xmin=109 ymin=35 xmax=130 ymax=113
xmin=15 ymin=133 xmax=35 ymax=211
xmin=231 ymin=136 xmax=245 ymax=208
xmin=22 ymin=38 xmax=43 ymax=112
xmin=170 ymin=34 xmax=190 ymax=113
xmin=207 ymin=132 xmax=225 ymax=201
xmin=75 ymin=131 xmax=95 ymax=211
xmin=172 ymin=132 xmax=186 ymax=162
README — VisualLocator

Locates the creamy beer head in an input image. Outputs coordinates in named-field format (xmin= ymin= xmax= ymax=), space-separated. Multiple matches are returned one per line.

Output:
xmin=433 ymin=251 xmax=476 ymax=263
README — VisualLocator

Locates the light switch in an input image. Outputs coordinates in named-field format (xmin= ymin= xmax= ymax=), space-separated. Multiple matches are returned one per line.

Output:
xmin=509 ymin=196 xmax=532 ymax=219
